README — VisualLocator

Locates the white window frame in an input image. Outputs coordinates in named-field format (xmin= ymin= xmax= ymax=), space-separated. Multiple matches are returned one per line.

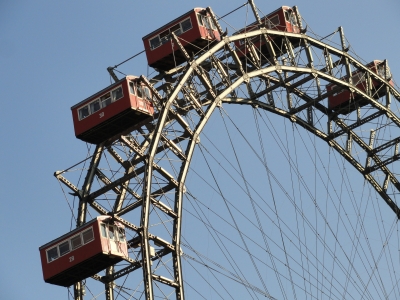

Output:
xmin=149 ymin=17 xmax=193 ymax=51
xmin=70 ymin=233 xmax=83 ymax=250
xmin=149 ymin=35 xmax=161 ymax=50
xmin=143 ymin=86 xmax=152 ymax=101
xmin=180 ymin=17 xmax=192 ymax=33
xmin=46 ymin=246 xmax=59 ymax=263
xmin=82 ymin=227 xmax=95 ymax=244
xmin=78 ymin=105 xmax=90 ymax=121
xmin=78 ymin=85 xmax=123 ymax=121
xmin=89 ymin=99 xmax=101 ymax=115
xmin=111 ymin=86 xmax=124 ymax=102
xmin=376 ymin=63 xmax=391 ymax=79
xmin=117 ymin=227 xmax=126 ymax=242
xmin=46 ymin=226 xmax=96 ymax=263
xmin=107 ymin=225 xmax=119 ymax=241
xmin=198 ymin=15 xmax=216 ymax=31
xmin=100 ymin=223 xmax=108 ymax=238
xmin=58 ymin=240 xmax=71 ymax=257
xmin=129 ymin=81 xmax=136 ymax=95
xmin=284 ymin=10 xmax=298 ymax=27
xmin=196 ymin=13 xmax=203 ymax=26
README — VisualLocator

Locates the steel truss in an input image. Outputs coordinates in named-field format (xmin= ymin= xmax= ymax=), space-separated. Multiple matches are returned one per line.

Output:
xmin=56 ymin=2 xmax=400 ymax=299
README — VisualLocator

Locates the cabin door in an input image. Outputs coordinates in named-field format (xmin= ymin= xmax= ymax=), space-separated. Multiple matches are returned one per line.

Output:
xmin=110 ymin=240 xmax=119 ymax=254
xmin=287 ymin=10 xmax=299 ymax=33
xmin=202 ymin=16 xmax=214 ymax=39
xmin=107 ymin=226 xmax=120 ymax=255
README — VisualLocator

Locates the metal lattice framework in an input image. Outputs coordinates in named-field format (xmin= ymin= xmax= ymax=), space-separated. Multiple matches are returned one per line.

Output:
xmin=55 ymin=2 xmax=400 ymax=299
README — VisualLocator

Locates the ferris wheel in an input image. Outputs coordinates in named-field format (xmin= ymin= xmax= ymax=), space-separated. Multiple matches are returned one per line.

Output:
xmin=40 ymin=1 xmax=400 ymax=299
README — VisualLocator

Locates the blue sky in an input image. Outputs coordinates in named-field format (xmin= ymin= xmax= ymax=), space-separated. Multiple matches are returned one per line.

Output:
xmin=1 ymin=0 xmax=399 ymax=299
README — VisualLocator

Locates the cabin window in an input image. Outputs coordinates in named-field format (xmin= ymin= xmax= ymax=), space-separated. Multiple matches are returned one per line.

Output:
xmin=265 ymin=15 xmax=280 ymax=29
xmin=160 ymin=30 xmax=170 ymax=45
xmin=199 ymin=15 xmax=215 ymax=30
xmin=90 ymin=99 xmax=101 ymax=114
xmin=351 ymin=72 xmax=365 ymax=85
xmin=209 ymin=18 xmax=216 ymax=30
xmin=100 ymin=93 xmax=112 ymax=108
xmin=118 ymin=228 xmax=126 ymax=241
xmin=100 ymin=223 xmax=107 ymax=238
xmin=329 ymin=84 xmax=344 ymax=96
xmin=112 ymin=86 xmax=123 ymax=101
xmin=129 ymin=82 xmax=135 ymax=94
xmin=149 ymin=17 xmax=194 ymax=51
xmin=149 ymin=36 xmax=161 ymax=50
xmin=71 ymin=235 xmax=82 ymax=250
xmin=181 ymin=18 xmax=192 ymax=32
xmin=284 ymin=11 xmax=290 ymax=22
xmin=377 ymin=64 xmax=384 ymax=77
xmin=78 ymin=85 xmax=123 ymax=121
xmin=47 ymin=247 xmax=59 ymax=262
xmin=290 ymin=13 xmax=298 ymax=27
xmin=58 ymin=241 xmax=70 ymax=256
xmin=171 ymin=24 xmax=182 ymax=36
xmin=136 ymin=85 xmax=143 ymax=98
xmin=143 ymin=87 xmax=152 ymax=101
xmin=202 ymin=16 xmax=211 ymax=30
xmin=79 ymin=106 xmax=90 ymax=120
xmin=108 ymin=225 xmax=117 ymax=241
xmin=197 ymin=14 xmax=203 ymax=26
xmin=82 ymin=227 xmax=94 ymax=244
xmin=284 ymin=10 xmax=298 ymax=27
xmin=377 ymin=63 xmax=391 ymax=79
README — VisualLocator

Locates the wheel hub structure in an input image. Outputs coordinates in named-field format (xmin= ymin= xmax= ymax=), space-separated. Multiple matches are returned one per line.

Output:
xmin=55 ymin=4 xmax=400 ymax=300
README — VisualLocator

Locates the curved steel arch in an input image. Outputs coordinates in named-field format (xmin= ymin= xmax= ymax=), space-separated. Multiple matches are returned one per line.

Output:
xmin=56 ymin=12 xmax=400 ymax=300
xmin=149 ymin=27 xmax=400 ymax=224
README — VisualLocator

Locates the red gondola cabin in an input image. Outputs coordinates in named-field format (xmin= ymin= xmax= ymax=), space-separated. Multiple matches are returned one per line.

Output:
xmin=142 ymin=7 xmax=221 ymax=71
xmin=72 ymin=76 xmax=154 ymax=144
xmin=39 ymin=216 xmax=128 ymax=287
xmin=234 ymin=6 xmax=301 ymax=61
xmin=327 ymin=60 xmax=394 ymax=113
